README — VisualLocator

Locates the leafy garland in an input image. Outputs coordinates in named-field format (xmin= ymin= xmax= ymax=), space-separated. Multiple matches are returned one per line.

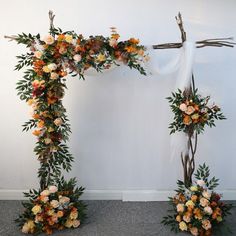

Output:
xmin=11 ymin=16 xmax=148 ymax=234
xmin=162 ymin=164 xmax=233 ymax=236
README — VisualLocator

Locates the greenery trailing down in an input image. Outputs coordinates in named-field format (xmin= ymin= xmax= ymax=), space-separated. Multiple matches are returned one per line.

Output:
xmin=15 ymin=178 xmax=87 ymax=235
xmin=10 ymin=15 xmax=148 ymax=234
xmin=162 ymin=164 xmax=233 ymax=236
xmin=166 ymin=88 xmax=226 ymax=135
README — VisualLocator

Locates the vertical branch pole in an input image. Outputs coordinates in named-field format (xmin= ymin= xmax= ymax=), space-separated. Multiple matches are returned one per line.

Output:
xmin=175 ymin=13 xmax=198 ymax=187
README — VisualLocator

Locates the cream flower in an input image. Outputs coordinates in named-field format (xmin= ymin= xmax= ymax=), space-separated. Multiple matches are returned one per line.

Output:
xmin=190 ymin=227 xmax=199 ymax=236
xmin=96 ymin=53 xmax=106 ymax=62
xmin=73 ymin=54 xmax=82 ymax=62
xmin=176 ymin=203 xmax=185 ymax=213
xmin=43 ymin=35 xmax=55 ymax=45
xmin=196 ymin=179 xmax=205 ymax=187
xmin=22 ymin=220 xmax=35 ymax=234
xmin=191 ymin=113 xmax=199 ymax=120
xmin=65 ymin=34 xmax=73 ymax=43
xmin=48 ymin=63 xmax=57 ymax=71
xmin=59 ymin=196 xmax=70 ymax=204
xmin=49 ymin=185 xmax=58 ymax=193
xmin=40 ymin=189 xmax=50 ymax=196
xmin=34 ymin=51 xmax=43 ymax=59
xmin=44 ymin=138 xmax=52 ymax=145
xmin=179 ymin=221 xmax=187 ymax=231
xmin=73 ymin=220 xmax=81 ymax=228
xmin=54 ymin=118 xmax=63 ymax=126
xmin=65 ymin=219 xmax=73 ymax=228
xmin=50 ymin=200 xmax=59 ymax=208
xmin=185 ymin=106 xmax=195 ymax=115
xmin=202 ymin=190 xmax=211 ymax=200
xmin=202 ymin=219 xmax=211 ymax=230
xmin=200 ymin=197 xmax=209 ymax=207
xmin=50 ymin=72 xmax=59 ymax=80
xmin=186 ymin=200 xmax=195 ymax=208
xmin=179 ymin=103 xmax=187 ymax=112
xmin=190 ymin=186 xmax=198 ymax=192
xmin=204 ymin=206 xmax=213 ymax=215
xmin=32 ymin=205 xmax=42 ymax=215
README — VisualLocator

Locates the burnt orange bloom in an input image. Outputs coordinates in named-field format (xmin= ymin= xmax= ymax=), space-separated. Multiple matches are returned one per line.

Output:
xmin=57 ymin=34 xmax=65 ymax=41
xmin=32 ymin=113 xmax=40 ymax=119
xmin=183 ymin=115 xmax=192 ymax=125
xmin=193 ymin=208 xmax=203 ymax=220
xmin=129 ymin=38 xmax=140 ymax=44
xmin=125 ymin=46 xmax=137 ymax=53
xmin=32 ymin=129 xmax=42 ymax=136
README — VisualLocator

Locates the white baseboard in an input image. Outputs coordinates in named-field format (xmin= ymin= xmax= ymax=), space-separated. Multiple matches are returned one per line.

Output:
xmin=0 ymin=189 xmax=236 ymax=201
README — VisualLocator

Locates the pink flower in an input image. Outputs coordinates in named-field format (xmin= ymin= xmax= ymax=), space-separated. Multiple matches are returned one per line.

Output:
xmin=185 ymin=106 xmax=195 ymax=115
xmin=179 ymin=103 xmax=187 ymax=112
xmin=73 ymin=54 xmax=82 ymax=62
xmin=49 ymin=185 xmax=58 ymax=193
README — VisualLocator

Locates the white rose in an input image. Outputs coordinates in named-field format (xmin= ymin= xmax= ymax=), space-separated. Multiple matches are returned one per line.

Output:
xmin=197 ymin=179 xmax=205 ymax=187
xmin=73 ymin=54 xmax=82 ymax=62
xmin=48 ymin=63 xmax=57 ymax=71
xmin=50 ymin=72 xmax=59 ymax=80
xmin=49 ymin=185 xmax=58 ymax=193
xmin=202 ymin=190 xmax=211 ymax=200
xmin=43 ymin=35 xmax=55 ymax=45
xmin=190 ymin=186 xmax=198 ymax=192
xmin=204 ymin=206 xmax=213 ymax=215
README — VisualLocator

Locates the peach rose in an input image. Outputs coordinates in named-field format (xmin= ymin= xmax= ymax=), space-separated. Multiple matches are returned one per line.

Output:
xmin=57 ymin=210 xmax=64 ymax=218
xmin=54 ymin=118 xmax=63 ymax=126
xmin=50 ymin=200 xmax=59 ymax=208
xmin=50 ymin=72 xmax=59 ymax=80
xmin=204 ymin=206 xmax=213 ymax=215
xmin=183 ymin=214 xmax=191 ymax=223
xmin=190 ymin=227 xmax=199 ymax=236
xmin=73 ymin=220 xmax=81 ymax=228
xmin=70 ymin=209 xmax=78 ymax=220
xmin=183 ymin=115 xmax=192 ymax=125
xmin=43 ymin=35 xmax=55 ymax=45
xmin=200 ymin=197 xmax=209 ymax=207
xmin=176 ymin=215 xmax=182 ymax=222
xmin=202 ymin=191 xmax=211 ymax=200
xmin=179 ymin=103 xmax=187 ymax=112
xmin=176 ymin=203 xmax=185 ymax=213
xmin=59 ymin=196 xmax=70 ymax=204
xmin=109 ymin=38 xmax=118 ymax=47
xmin=34 ymin=51 xmax=43 ymax=59
xmin=197 ymin=179 xmax=205 ymax=187
xmin=49 ymin=185 xmax=58 ymax=193
xmin=202 ymin=219 xmax=211 ymax=230
xmin=40 ymin=189 xmax=50 ymax=196
xmin=185 ymin=106 xmax=195 ymax=115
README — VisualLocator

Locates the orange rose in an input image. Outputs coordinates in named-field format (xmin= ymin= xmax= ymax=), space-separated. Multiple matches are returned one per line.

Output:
xmin=183 ymin=115 xmax=192 ymax=125
xmin=129 ymin=38 xmax=140 ymax=44
xmin=32 ymin=129 xmax=42 ymax=136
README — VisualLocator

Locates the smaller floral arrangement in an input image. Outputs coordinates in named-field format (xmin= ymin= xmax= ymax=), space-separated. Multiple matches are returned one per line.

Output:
xmin=16 ymin=178 xmax=86 ymax=235
xmin=167 ymin=89 xmax=226 ymax=134
xmin=162 ymin=164 xmax=232 ymax=236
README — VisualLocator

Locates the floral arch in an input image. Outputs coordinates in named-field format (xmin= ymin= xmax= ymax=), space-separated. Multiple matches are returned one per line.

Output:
xmin=6 ymin=11 xmax=234 ymax=236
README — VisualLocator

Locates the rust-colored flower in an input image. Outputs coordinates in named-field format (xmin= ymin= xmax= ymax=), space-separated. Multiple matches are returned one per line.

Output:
xmin=183 ymin=115 xmax=192 ymax=125
xmin=129 ymin=38 xmax=140 ymax=44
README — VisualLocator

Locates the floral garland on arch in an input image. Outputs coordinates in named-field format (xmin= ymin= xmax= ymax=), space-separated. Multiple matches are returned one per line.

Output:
xmin=7 ymin=12 xmax=148 ymax=235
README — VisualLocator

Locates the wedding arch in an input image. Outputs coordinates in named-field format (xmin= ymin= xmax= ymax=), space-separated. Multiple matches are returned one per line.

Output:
xmin=5 ymin=11 xmax=235 ymax=235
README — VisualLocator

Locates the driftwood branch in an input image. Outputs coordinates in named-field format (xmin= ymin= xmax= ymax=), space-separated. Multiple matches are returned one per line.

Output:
xmin=4 ymin=35 xmax=18 ymax=41
xmin=153 ymin=13 xmax=235 ymax=49
xmin=49 ymin=10 xmax=55 ymax=31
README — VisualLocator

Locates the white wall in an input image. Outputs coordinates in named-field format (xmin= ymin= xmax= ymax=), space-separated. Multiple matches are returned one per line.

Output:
xmin=1 ymin=0 xmax=236 ymax=200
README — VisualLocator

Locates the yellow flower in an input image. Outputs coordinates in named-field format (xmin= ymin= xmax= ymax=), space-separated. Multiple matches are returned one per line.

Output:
xmin=191 ymin=113 xmax=199 ymax=120
xmin=96 ymin=53 xmax=106 ymax=62
xmin=44 ymin=138 xmax=52 ymax=145
xmin=22 ymin=220 xmax=35 ymax=234
xmin=27 ymin=99 xmax=35 ymax=106
xmin=65 ymin=219 xmax=73 ymax=228
xmin=32 ymin=205 xmax=42 ymax=215
xmin=65 ymin=34 xmax=73 ymax=43
xmin=185 ymin=200 xmax=195 ymax=208
xmin=42 ymin=65 xmax=51 ymax=73
xmin=70 ymin=209 xmax=78 ymax=220
xmin=179 ymin=221 xmax=187 ymax=231
xmin=217 ymin=216 xmax=223 ymax=222
xmin=190 ymin=186 xmax=198 ymax=192
xmin=48 ymin=127 xmax=55 ymax=133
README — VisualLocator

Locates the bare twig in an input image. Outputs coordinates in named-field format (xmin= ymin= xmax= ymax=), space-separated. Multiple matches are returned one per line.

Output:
xmin=4 ymin=35 xmax=18 ymax=41
xmin=49 ymin=10 xmax=55 ymax=31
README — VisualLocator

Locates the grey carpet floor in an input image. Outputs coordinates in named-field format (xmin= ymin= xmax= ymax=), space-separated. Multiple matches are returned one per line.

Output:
xmin=0 ymin=200 xmax=235 ymax=236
